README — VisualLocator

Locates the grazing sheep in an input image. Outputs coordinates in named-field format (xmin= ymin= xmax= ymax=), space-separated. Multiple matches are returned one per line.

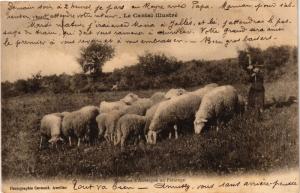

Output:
xmin=99 ymin=93 xmax=139 ymax=113
xmin=165 ymin=88 xmax=187 ymax=99
xmin=120 ymin=92 xmax=140 ymax=105
xmin=150 ymin=92 xmax=166 ymax=104
xmin=96 ymin=113 xmax=108 ymax=141
xmin=123 ymin=98 xmax=154 ymax=115
xmin=104 ymin=98 xmax=152 ymax=143
xmin=114 ymin=114 xmax=146 ymax=148
xmin=194 ymin=85 xmax=240 ymax=134
xmin=40 ymin=113 xmax=64 ymax=149
xmin=62 ymin=106 xmax=99 ymax=147
xmin=99 ymin=100 xmax=129 ymax=113
xmin=104 ymin=96 xmax=163 ymax=143
xmin=143 ymin=103 xmax=160 ymax=142
xmin=103 ymin=110 xmax=125 ymax=143
xmin=148 ymin=84 xmax=218 ymax=144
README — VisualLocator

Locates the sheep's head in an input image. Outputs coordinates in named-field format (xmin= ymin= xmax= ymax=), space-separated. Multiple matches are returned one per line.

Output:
xmin=121 ymin=93 xmax=139 ymax=105
xmin=165 ymin=88 xmax=187 ymax=99
xmin=48 ymin=137 xmax=64 ymax=144
xmin=147 ymin=130 xmax=157 ymax=144
xmin=194 ymin=119 xmax=207 ymax=134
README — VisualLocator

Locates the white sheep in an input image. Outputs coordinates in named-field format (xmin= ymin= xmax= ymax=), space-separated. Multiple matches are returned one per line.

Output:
xmin=99 ymin=100 xmax=129 ymax=113
xmin=194 ymin=85 xmax=240 ymax=134
xmin=164 ymin=88 xmax=187 ymax=99
xmin=150 ymin=92 xmax=166 ymax=104
xmin=143 ymin=103 xmax=160 ymax=143
xmin=120 ymin=92 xmax=140 ymax=105
xmin=147 ymin=84 xmax=218 ymax=144
xmin=114 ymin=114 xmax=146 ymax=148
xmin=96 ymin=113 xmax=108 ymax=141
xmin=40 ymin=113 xmax=64 ymax=149
xmin=123 ymin=98 xmax=154 ymax=115
xmin=103 ymin=98 xmax=152 ymax=143
xmin=99 ymin=93 xmax=139 ymax=113
xmin=62 ymin=105 xmax=99 ymax=147
xmin=103 ymin=110 xmax=125 ymax=143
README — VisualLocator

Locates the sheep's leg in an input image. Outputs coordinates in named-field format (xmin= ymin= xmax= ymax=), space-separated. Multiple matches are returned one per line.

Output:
xmin=174 ymin=125 xmax=178 ymax=140
xmin=216 ymin=120 xmax=220 ymax=132
xmin=134 ymin=136 xmax=138 ymax=146
xmin=153 ymin=131 xmax=157 ymax=144
xmin=120 ymin=137 xmax=125 ymax=148
xmin=110 ymin=134 xmax=113 ymax=144
xmin=69 ymin=136 xmax=72 ymax=146
xmin=168 ymin=132 xmax=172 ymax=139
xmin=121 ymin=135 xmax=126 ymax=149
xmin=105 ymin=135 xmax=110 ymax=143
xmin=77 ymin=138 xmax=81 ymax=147
xmin=39 ymin=136 xmax=43 ymax=150
xmin=145 ymin=135 xmax=148 ymax=143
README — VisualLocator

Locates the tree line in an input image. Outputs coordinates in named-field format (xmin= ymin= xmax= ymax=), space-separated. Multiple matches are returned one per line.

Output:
xmin=1 ymin=42 xmax=297 ymax=98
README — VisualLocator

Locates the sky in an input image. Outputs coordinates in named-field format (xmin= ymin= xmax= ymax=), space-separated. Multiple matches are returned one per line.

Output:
xmin=1 ymin=0 xmax=297 ymax=82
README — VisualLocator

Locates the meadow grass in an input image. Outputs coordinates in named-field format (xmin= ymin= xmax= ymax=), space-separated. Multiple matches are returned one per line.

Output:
xmin=1 ymin=81 xmax=298 ymax=180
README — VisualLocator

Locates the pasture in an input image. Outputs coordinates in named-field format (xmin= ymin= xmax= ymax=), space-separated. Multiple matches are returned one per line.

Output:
xmin=1 ymin=80 xmax=298 ymax=180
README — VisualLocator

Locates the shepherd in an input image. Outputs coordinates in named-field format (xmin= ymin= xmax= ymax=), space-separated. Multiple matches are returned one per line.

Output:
xmin=246 ymin=53 xmax=265 ymax=118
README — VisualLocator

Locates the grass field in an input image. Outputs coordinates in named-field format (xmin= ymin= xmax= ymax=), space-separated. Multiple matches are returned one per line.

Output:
xmin=1 ymin=78 xmax=298 ymax=181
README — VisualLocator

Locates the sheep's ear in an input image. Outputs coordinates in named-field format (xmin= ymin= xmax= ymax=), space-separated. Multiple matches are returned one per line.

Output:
xmin=48 ymin=138 xmax=55 ymax=143
xmin=59 ymin=137 xmax=64 ymax=142
xmin=201 ymin=119 xmax=208 ymax=122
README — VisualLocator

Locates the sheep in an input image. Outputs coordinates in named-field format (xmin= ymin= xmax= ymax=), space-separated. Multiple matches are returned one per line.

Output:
xmin=120 ymin=92 xmax=139 ymax=105
xmin=194 ymin=85 xmax=240 ymax=134
xmin=143 ymin=103 xmax=160 ymax=143
xmin=144 ymin=89 xmax=197 ymax=142
xmin=62 ymin=105 xmax=99 ymax=147
xmin=147 ymin=84 xmax=218 ymax=144
xmin=114 ymin=114 xmax=146 ymax=148
xmin=103 ymin=110 xmax=125 ymax=143
xmin=99 ymin=100 xmax=129 ymax=113
xmin=123 ymin=98 xmax=154 ymax=115
xmin=165 ymin=88 xmax=187 ymax=99
xmin=105 ymin=89 xmax=191 ymax=144
xmin=99 ymin=93 xmax=139 ymax=113
xmin=96 ymin=113 xmax=108 ymax=141
xmin=150 ymin=92 xmax=166 ymax=104
xmin=40 ymin=113 xmax=64 ymax=149
xmin=104 ymin=98 xmax=152 ymax=143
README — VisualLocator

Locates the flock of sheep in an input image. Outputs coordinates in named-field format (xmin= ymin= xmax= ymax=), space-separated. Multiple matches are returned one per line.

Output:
xmin=40 ymin=83 xmax=245 ymax=149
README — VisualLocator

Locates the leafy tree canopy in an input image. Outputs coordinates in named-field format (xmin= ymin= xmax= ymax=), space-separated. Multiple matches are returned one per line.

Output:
xmin=77 ymin=41 xmax=115 ymax=77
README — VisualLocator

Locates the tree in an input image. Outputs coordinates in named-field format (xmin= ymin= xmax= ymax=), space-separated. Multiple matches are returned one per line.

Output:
xmin=77 ymin=41 xmax=115 ymax=78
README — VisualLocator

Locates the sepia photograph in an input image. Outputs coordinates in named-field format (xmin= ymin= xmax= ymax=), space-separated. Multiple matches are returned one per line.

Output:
xmin=1 ymin=0 xmax=298 ymax=192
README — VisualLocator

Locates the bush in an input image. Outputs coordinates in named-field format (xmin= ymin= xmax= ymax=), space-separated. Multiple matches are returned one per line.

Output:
xmin=2 ymin=45 xmax=297 ymax=96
